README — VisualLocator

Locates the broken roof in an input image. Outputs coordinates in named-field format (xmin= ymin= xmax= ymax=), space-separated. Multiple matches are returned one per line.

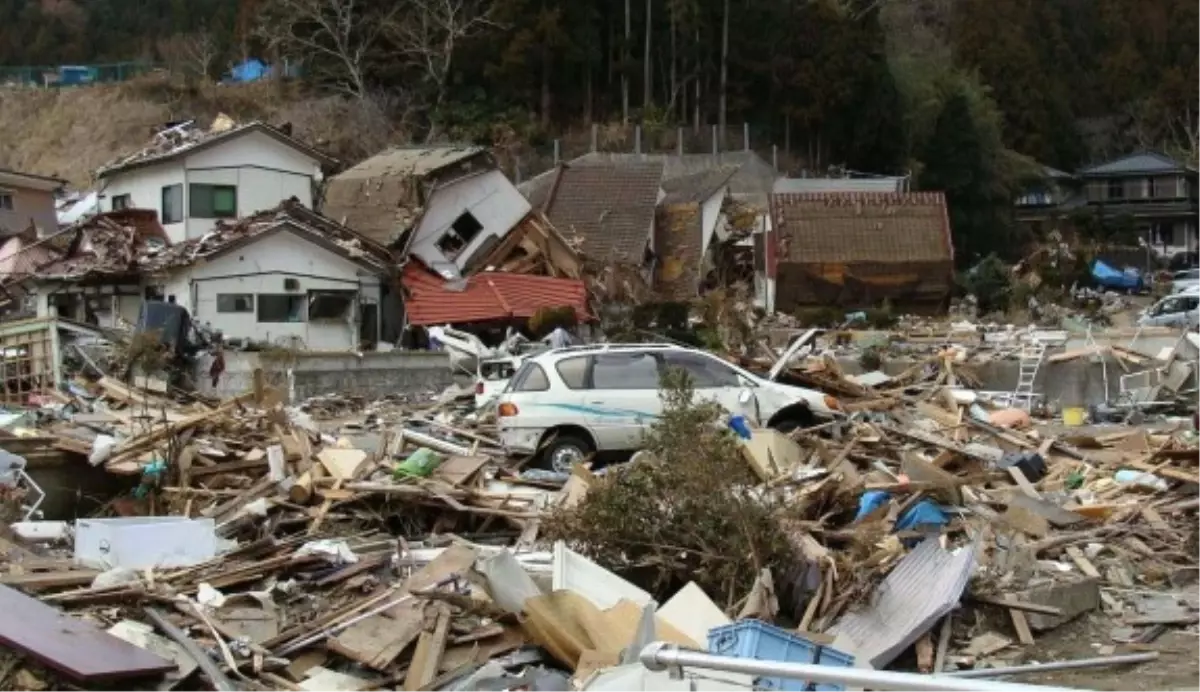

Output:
xmin=322 ymin=145 xmax=492 ymax=247
xmin=660 ymin=166 xmax=737 ymax=205
xmin=536 ymin=161 xmax=665 ymax=265
xmin=401 ymin=261 xmax=589 ymax=326
xmin=770 ymin=192 xmax=953 ymax=265
xmin=95 ymin=119 xmax=337 ymax=178
xmin=0 ymin=167 xmax=67 ymax=192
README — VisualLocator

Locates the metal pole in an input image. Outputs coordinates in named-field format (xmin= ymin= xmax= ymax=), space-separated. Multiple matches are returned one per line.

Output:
xmin=591 ymin=123 xmax=598 ymax=152
xmin=553 ymin=139 xmax=560 ymax=166
xmin=677 ymin=127 xmax=684 ymax=156
xmin=712 ymin=125 xmax=718 ymax=155
xmin=772 ymin=144 xmax=778 ymax=172
xmin=946 ymin=652 xmax=1158 ymax=679
xmin=639 ymin=644 xmax=1079 ymax=692
xmin=635 ymin=125 xmax=642 ymax=155
xmin=743 ymin=122 xmax=750 ymax=151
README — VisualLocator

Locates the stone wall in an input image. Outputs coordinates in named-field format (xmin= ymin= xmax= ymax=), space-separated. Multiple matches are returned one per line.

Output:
xmin=196 ymin=350 xmax=454 ymax=401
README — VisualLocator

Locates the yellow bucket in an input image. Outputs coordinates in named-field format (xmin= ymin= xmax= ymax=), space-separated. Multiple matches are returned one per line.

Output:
xmin=1062 ymin=407 xmax=1086 ymax=426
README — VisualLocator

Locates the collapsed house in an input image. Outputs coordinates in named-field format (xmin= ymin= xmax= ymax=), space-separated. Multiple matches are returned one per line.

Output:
xmin=655 ymin=167 xmax=737 ymax=300
xmin=0 ymin=201 xmax=395 ymax=351
xmin=767 ymin=192 xmax=955 ymax=313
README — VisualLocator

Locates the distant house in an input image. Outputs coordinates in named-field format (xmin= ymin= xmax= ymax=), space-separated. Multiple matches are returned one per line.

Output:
xmin=1076 ymin=151 xmax=1198 ymax=256
xmin=0 ymin=167 xmax=66 ymax=238
xmin=655 ymin=167 xmax=736 ymax=300
xmin=323 ymin=146 xmax=532 ymax=279
xmin=1013 ymin=165 xmax=1081 ymax=237
xmin=95 ymin=120 xmax=336 ymax=244
xmin=4 ymin=201 xmax=393 ymax=351
xmin=767 ymin=192 xmax=954 ymax=313
xmin=523 ymin=160 xmax=666 ymax=282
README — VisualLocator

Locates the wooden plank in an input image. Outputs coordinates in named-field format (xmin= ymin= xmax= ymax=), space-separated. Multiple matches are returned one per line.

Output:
xmin=431 ymin=455 xmax=489 ymax=487
xmin=1064 ymin=545 xmax=1102 ymax=578
xmin=405 ymin=603 xmax=451 ymax=691
xmin=0 ymin=570 xmax=101 ymax=591
xmin=1009 ymin=609 xmax=1035 ymax=645
xmin=0 ymin=584 xmax=175 ymax=682
xmin=970 ymin=595 xmax=1063 ymax=616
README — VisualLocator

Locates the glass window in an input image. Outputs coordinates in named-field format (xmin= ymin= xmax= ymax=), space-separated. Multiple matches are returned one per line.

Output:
xmin=111 ymin=193 xmax=132 ymax=211
xmin=0 ymin=193 xmax=13 ymax=210
xmin=308 ymin=290 xmax=356 ymax=320
xmin=161 ymin=184 xmax=183 ymax=223
xmin=257 ymin=294 xmax=306 ymax=322
xmin=511 ymin=363 xmax=550 ymax=392
xmin=436 ymin=211 xmax=485 ymax=258
xmin=663 ymin=351 xmax=742 ymax=388
xmin=216 ymin=294 xmax=253 ymax=313
xmin=189 ymin=184 xmax=237 ymax=218
xmin=592 ymin=353 xmax=660 ymax=389
xmin=555 ymin=356 xmax=589 ymax=389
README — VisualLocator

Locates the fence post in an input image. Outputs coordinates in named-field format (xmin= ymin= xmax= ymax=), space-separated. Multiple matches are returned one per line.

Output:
xmin=743 ymin=122 xmax=750 ymax=151
xmin=591 ymin=123 xmax=599 ymax=153
xmin=635 ymin=125 xmax=642 ymax=155
xmin=711 ymin=125 xmax=718 ymax=155
xmin=677 ymin=128 xmax=684 ymax=156
xmin=553 ymin=139 xmax=561 ymax=166
xmin=772 ymin=145 xmax=778 ymax=172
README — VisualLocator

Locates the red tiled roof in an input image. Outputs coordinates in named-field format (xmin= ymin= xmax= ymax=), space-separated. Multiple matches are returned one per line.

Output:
xmin=402 ymin=263 xmax=590 ymax=326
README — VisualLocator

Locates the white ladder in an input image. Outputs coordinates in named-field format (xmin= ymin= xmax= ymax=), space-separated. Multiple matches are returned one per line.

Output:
xmin=1010 ymin=340 xmax=1047 ymax=410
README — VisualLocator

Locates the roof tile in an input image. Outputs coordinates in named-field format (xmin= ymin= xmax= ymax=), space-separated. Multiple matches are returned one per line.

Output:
xmin=541 ymin=161 xmax=665 ymax=265
xmin=769 ymin=192 xmax=952 ymax=264
xmin=402 ymin=262 xmax=589 ymax=326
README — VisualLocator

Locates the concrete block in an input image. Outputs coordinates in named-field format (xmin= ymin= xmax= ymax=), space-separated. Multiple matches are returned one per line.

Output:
xmin=1012 ymin=577 xmax=1100 ymax=631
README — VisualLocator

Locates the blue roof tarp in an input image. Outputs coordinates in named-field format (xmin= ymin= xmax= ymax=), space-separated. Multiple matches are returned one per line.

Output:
xmin=229 ymin=59 xmax=269 ymax=83
xmin=1092 ymin=259 xmax=1143 ymax=291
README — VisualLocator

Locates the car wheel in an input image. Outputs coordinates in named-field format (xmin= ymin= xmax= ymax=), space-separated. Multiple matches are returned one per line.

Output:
xmin=538 ymin=434 xmax=594 ymax=473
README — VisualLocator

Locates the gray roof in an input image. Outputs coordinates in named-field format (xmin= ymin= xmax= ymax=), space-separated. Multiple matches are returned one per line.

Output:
xmin=1079 ymin=151 xmax=1196 ymax=177
xmin=332 ymin=145 xmax=487 ymax=180
xmin=539 ymin=161 xmax=665 ymax=265
xmin=772 ymin=177 xmax=905 ymax=194
xmin=660 ymin=166 xmax=737 ymax=205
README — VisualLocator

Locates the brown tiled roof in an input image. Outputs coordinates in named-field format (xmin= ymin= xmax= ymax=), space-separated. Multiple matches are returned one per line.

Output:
xmin=655 ymin=205 xmax=703 ymax=300
xmin=660 ymin=166 xmax=736 ymax=205
xmin=770 ymin=192 xmax=953 ymax=264
xmin=540 ymin=161 xmax=665 ymax=264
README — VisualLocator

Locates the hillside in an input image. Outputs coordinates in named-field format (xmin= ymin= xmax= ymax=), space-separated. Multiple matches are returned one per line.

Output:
xmin=0 ymin=77 xmax=393 ymax=188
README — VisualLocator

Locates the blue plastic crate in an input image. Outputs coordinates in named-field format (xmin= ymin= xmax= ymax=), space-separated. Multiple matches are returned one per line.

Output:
xmin=812 ymin=646 xmax=856 ymax=692
xmin=707 ymin=620 xmax=819 ymax=691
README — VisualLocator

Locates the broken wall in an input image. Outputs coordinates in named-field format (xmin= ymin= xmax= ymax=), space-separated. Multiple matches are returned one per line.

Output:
xmin=195 ymin=350 xmax=453 ymax=401
xmin=775 ymin=260 xmax=953 ymax=313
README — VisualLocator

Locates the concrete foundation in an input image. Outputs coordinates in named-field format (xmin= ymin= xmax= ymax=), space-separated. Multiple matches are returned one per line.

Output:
xmin=196 ymin=350 xmax=454 ymax=401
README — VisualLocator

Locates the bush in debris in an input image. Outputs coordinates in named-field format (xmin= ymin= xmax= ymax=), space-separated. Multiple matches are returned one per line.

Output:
xmin=544 ymin=367 xmax=795 ymax=603
xmin=864 ymin=298 xmax=897 ymax=329
xmin=959 ymin=253 xmax=1013 ymax=314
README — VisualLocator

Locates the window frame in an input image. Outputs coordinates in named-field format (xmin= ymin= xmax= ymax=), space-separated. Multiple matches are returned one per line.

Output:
xmin=0 ymin=192 xmax=13 ymax=211
xmin=307 ymin=290 xmax=357 ymax=321
xmin=590 ymin=352 xmax=663 ymax=390
xmin=554 ymin=356 xmax=591 ymax=390
xmin=256 ymin=293 xmax=306 ymax=323
xmin=110 ymin=193 xmax=132 ymax=211
xmin=436 ymin=211 xmax=485 ymax=257
xmin=189 ymin=183 xmax=238 ymax=219
xmin=511 ymin=363 xmax=551 ymax=392
xmin=161 ymin=183 xmax=184 ymax=224
xmin=1106 ymin=179 xmax=1124 ymax=201
xmin=216 ymin=293 xmax=254 ymax=313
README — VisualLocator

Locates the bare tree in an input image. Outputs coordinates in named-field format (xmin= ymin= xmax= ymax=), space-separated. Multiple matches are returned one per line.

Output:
xmin=256 ymin=0 xmax=398 ymax=99
xmin=159 ymin=29 xmax=219 ymax=81
xmin=387 ymin=0 xmax=498 ymax=141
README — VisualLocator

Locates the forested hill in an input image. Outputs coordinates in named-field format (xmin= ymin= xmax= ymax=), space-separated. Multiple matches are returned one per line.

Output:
xmin=0 ymin=0 xmax=1196 ymax=263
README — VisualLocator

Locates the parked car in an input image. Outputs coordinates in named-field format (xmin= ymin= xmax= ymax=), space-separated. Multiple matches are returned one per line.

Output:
xmin=474 ymin=355 xmax=522 ymax=409
xmin=496 ymin=343 xmax=842 ymax=470
xmin=1138 ymin=286 xmax=1200 ymax=328
xmin=1169 ymin=268 xmax=1200 ymax=294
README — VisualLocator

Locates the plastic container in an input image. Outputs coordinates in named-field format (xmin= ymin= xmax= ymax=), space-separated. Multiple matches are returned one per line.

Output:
xmin=707 ymin=620 xmax=819 ymax=691
xmin=812 ymin=646 xmax=856 ymax=691
xmin=1062 ymin=407 xmax=1086 ymax=426
xmin=1114 ymin=469 xmax=1171 ymax=492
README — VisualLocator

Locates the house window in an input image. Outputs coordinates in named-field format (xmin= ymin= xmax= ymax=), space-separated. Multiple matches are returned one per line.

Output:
xmin=189 ymin=184 xmax=237 ymax=218
xmin=111 ymin=193 xmax=132 ymax=211
xmin=257 ymin=294 xmax=305 ymax=322
xmin=435 ymin=211 xmax=484 ymax=258
xmin=307 ymin=290 xmax=356 ymax=320
xmin=216 ymin=294 xmax=254 ymax=313
xmin=1106 ymin=180 xmax=1123 ymax=200
xmin=0 ymin=192 xmax=12 ymax=210
xmin=161 ymin=184 xmax=183 ymax=223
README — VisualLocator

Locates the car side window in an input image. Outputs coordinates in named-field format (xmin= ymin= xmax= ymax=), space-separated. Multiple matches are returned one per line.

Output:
xmin=1158 ymin=297 xmax=1183 ymax=315
xmin=511 ymin=363 xmax=550 ymax=392
xmin=663 ymin=352 xmax=742 ymax=388
xmin=1185 ymin=296 xmax=1199 ymax=311
xmin=592 ymin=353 xmax=660 ymax=389
xmin=555 ymin=356 xmax=589 ymax=389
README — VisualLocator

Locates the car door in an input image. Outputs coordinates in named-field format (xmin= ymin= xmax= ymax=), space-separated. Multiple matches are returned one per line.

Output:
xmin=585 ymin=352 xmax=664 ymax=450
xmin=661 ymin=350 xmax=757 ymax=421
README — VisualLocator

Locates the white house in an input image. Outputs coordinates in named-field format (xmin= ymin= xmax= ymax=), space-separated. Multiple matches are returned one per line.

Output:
xmin=322 ymin=146 xmax=531 ymax=278
xmin=95 ymin=120 xmax=336 ymax=244
xmin=8 ymin=202 xmax=393 ymax=352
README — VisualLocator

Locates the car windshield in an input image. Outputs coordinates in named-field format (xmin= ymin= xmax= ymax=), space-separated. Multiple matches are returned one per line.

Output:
xmin=1177 ymin=269 xmax=1200 ymax=280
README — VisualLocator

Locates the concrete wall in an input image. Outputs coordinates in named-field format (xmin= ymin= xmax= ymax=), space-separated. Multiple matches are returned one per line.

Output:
xmin=0 ymin=185 xmax=57 ymax=236
xmin=197 ymin=349 xmax=453 ymax=401
xmin=99 ymin=161 xmax=188 ymax=242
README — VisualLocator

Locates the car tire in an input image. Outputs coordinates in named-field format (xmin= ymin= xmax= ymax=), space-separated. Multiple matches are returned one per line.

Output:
xmin=537 ymin=434 xmax=594 ymax=473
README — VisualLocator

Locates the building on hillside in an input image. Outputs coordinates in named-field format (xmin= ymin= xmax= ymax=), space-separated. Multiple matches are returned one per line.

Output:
xmin=1013 ymin=165 xmax=1082 ymax=238
xmin=322 ymin=146 xmax=532 ymax=278
xmin=1076 ymin=151 xmax=1198 ymax=257
xmin=766 ymin=192 xmax=954 ymax=314
xmin=0 ymin=167 xmax=66 ymax=238
xmin=94 ymin=119 xmax=335 ymax=244
xmin=520 ymin=160 xmax=666 ymax=284
xmin=655 ymin=167 xmax=736 ymax=300
xmin=2 ymin=201 xmax=393 ymax=351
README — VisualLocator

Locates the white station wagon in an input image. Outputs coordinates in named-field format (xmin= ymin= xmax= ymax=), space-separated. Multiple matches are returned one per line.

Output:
xmin=496 ymin=343 xmax=842 ymax=470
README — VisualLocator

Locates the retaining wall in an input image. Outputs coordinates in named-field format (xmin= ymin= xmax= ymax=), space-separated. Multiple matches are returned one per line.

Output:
xmin=196 ymin=350 xmax=454 ymax=401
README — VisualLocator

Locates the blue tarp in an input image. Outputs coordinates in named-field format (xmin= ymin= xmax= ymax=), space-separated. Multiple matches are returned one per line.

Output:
xmin=1091 ymin=259 xmax=1143 ymax=291
xmin=229 ymin=59 xmax=269 ymax=83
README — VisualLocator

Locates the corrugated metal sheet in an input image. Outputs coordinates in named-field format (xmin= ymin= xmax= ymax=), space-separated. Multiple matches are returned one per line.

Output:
xmin=402 ymin=263 xmax=589 ymax=326
xmin=827 ymin=538 xmax=977 ymax=669
xmin=772 ymin=177 xmax=905 ymax=194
